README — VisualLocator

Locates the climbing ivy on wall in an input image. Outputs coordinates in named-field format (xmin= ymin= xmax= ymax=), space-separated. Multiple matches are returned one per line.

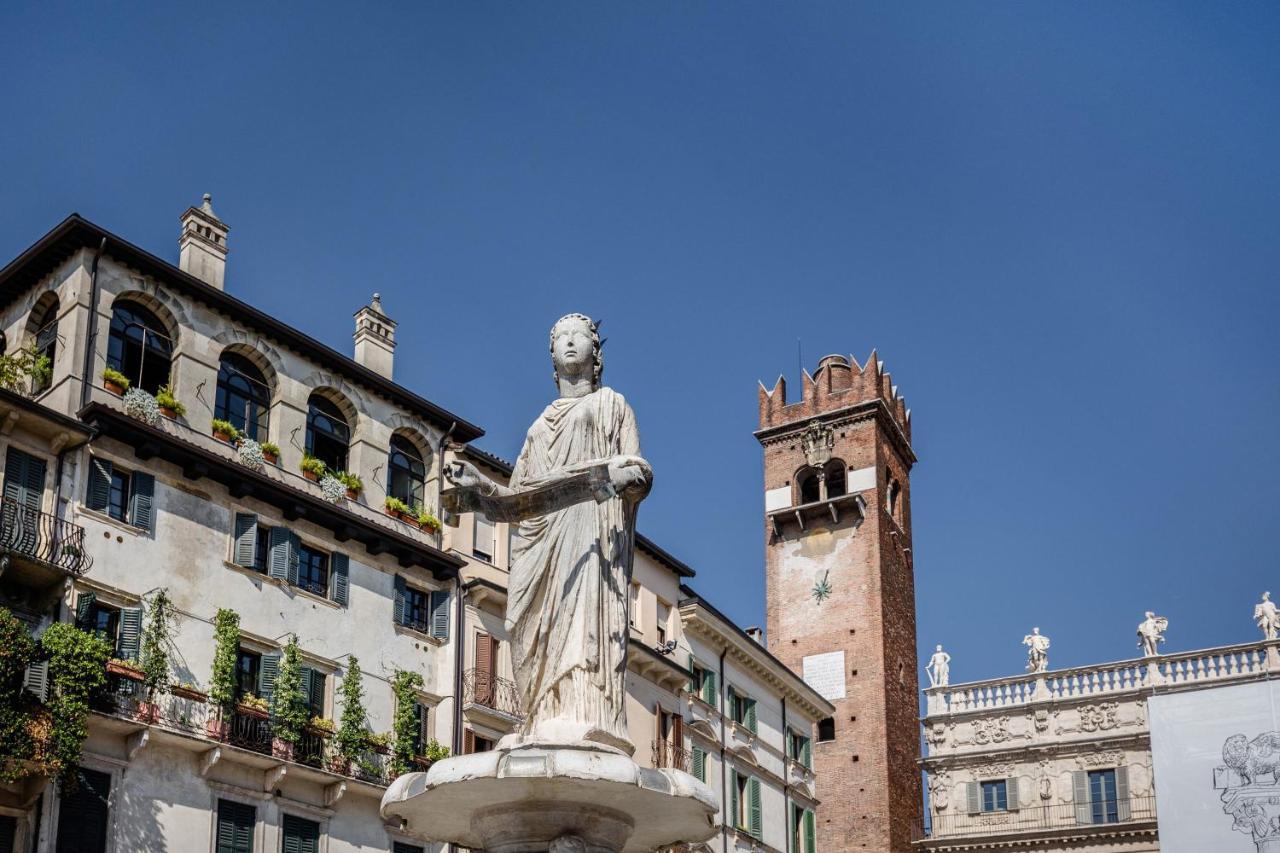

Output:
xmin=139 ymin=589 xmax=173 ymax=700
xmin=42 ymin=622 xmax=110 ymax=786
xmin=270 ymin=635 xmax=309 ymax=744
xmin=0 ymin=608 xmax=39 ymax=782
xmin=335 ymin=655 xmax=369 ymax=762
xmin=390 ymin=669 xmax=424 ymax=776
xmin=209 ymin=608 xmax=240 ymax=716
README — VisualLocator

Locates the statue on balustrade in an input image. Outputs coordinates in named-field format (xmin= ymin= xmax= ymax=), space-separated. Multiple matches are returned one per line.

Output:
xmin=443 ymin=313 xmax=652 ymax=755
xmin=1023 ymin=626 xmax=1050 ymax=673
xmin=1255 ymin=592 xmax=1279 ymax=641
xmin=927 ymin=644 xmax=951 ymax=687
xmin=1137 ymin=611 xmax=1169 ymax=657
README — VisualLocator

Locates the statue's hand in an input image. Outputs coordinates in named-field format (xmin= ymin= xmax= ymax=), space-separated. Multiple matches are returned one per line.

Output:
xmin=445 ymin=460 xmax=489 ymax=492
xmin=607 ymin=455 xmax=652 ymax=498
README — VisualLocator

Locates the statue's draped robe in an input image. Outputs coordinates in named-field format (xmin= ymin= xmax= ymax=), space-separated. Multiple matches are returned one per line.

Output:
xmin=506 ymin=387 xmax=646 ymax=750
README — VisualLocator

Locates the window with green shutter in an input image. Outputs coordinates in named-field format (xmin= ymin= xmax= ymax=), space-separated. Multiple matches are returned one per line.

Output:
xmin=429 ymin=590 xmax=450 ymax=640
xmin=117 ymin=606 xmax=143 ymax=660
xmin=233 ymin=513 xmax=258 ymax=569
xmin=216 ymin=798 xmax=255 ymax=853
xmin=803 ymin=808 xmax=817 ymax=853
xmin=330 ymin=553 xmax=349 ymax=605
xmin=84 ymin=457 xmax=155 ymax=531
xmin=4 ymin=446 xmax=47 ymax=510
xmin=747 ymin=776 xmax=762 ymax=838
xmin=280 ymin=814 xmax=319 ymax=853
xmin=392 ymin=843 xmax=424 ymax=853
xmin=54 ymin=767 xmax=111 ymax=853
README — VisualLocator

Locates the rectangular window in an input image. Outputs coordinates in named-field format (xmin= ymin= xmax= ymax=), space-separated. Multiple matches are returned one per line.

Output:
xmin=473 ymin=513 xmax=495 ymax=562
xmin=306 ymin=670 xmax=326 ymax=719
xmin=981 ymin=779 xmax=1008 ymax=813
xmin=474 ymin=735 xmax=494 ymax=752
xmin=216 ymin=798 xmax=256 ymax=853
xmin=404 ymin=586 xmax=430 ymax=633
xmin=236 ymin=650 xmax=262 ymax=701
xmin=656 ymin=600 xmax=670 ymax=646
xmin=253 ymin=524 xmax=271 ymax=574
xmin=629 ymin=582 xmax=641 ymax=628
xmin=393 ymin=844 xmax=424 ymax=853
xmin=86 ymin=458 xmax=154 ymax=531
xmin=55 ymin=767 xmax=111 ymax=853
xmin=735 ymin=773 xmax=750 ymax=827
xmin=789 ymin=730 xmax=812 ymax=769
xmin=280 ymin=814 xmax=320 ymax=853
xmin=107 ymin=470 xmax=130 ymax=522
xmin=296 ymin=544 xmax=329 ymax=597
xmin=1089 ymin=770 xmax=1119 ymax=824
xmin=690 ymin=662 xmax=717 ymax=707
xmin=729 ymin=688 xmax=758 ymax=733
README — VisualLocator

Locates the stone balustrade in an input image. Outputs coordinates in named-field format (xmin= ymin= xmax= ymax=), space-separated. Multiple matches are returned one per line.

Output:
xmin=925 ymin=640 xmax=1280 ymax=717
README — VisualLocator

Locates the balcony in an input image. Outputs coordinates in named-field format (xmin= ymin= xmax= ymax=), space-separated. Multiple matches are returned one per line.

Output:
xmin=463 ymin=668 xmax=523 ymax=724
xmin=0 ymin=497 xmax=92 ymax=581
xmin=651 ymin=739 xmax=692 ymax=773
xmin=915 ymin=797 xmax=1158 ymax=844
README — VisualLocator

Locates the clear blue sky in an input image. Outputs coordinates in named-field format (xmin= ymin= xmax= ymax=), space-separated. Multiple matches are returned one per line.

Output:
xmin=2 ymin=3 xmax=1277 ymax=685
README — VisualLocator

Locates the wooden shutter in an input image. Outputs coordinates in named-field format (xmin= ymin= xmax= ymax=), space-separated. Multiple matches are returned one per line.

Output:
xmin=691 ymin=746 xmax=705 ymax=782
xmin=1073 ymin=770 xmax=1091 ymax=824
xmin=966 ymin=781 xmax=981 ymax=815
xmin=233 ymin=514 xmax=258 ymax=567
xmin=704 ymin=670 xmax=717 ymax=707
xmin=281 ymin=815 xmax=318 ymax=853
xmin=24 ymin=659 xmax=49 ymax=702
xmin=1116 ymin=766 xmax=1131 ymax=821
xmin=330 ymin=553 xmax=349 ymax=605
xmin=729 ymin=769 xmax=739 ymax=827
xmin=268 ymin=528 xmax=291 ymax=581
xmin=412 ymin=703 xmax=425 ymax=754
xmin=86 ymin=457 xmax=112 ymax=512
xmin=75 ymin=591 xmax=97 ymax=629
xmin=5 ymin=447 xmax=46 ymax=509
xmin=215 ymin=799 xmax=255 ymax=853
xmin=463 ymin=728 xmax=476 ymax=754
xmin=118 ymin=606 xmax=143 ymax=660
xmin=748 ymin=777 xmax=762 ymax=837
xmin=430 ymin=590 xmax=450 ymax=640
xmin=310 ymin=671 xmax=326 ymax=718
xmin=802 ymin=735 xmax=812 ymax=769
xmin=392 ymin=575 xmax=407 ymax=625
xmin=1006 ymin=776 xmax=1020 ymax=811
xmin=745 ymin=697 xmax=758 ymax=734
xmin=475 ymin=631 xmax=492 ymax=702
xmin=298 ymin=667 xmax=314 ymax=716
xmin=287 ymin=532 xmax=300 ymax=586
xmin=54 ymin=766 xmax=111 ymax=853
xmin=128 ymin=472 xmax=154 ymax=531
xmin=258 ymin=653 xmax=281 ymax=703
xmin=673 ymin=712 xmax=684 ymax=752
xmin=803 ymin=809 xmax=816 ymax=853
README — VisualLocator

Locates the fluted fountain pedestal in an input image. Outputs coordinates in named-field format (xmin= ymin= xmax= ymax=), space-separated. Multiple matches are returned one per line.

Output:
xmin=380 ymin=743 xmax=718 ymax=852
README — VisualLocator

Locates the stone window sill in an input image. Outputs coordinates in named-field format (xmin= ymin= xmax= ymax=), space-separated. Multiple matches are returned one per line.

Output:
xmin=394 ymin=624 xmax=445 ymax=646
xmin=78 ymin=507 xmax=146 ymax=538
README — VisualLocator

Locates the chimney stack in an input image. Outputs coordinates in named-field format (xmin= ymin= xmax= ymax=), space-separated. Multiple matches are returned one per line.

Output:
xmin=745 ymin=626 xmax=765 ymax=645
xmin=178 ymin=193 xmax=229 ymax=289
xmin=354 ymin=293 xmax=396 ymax=378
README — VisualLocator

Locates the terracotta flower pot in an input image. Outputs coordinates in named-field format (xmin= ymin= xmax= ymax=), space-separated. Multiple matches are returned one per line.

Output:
xmin=170 ymin=685 xmax=207 ymax=702
xmin=136 ymin=701 xmax=160 ymax=724
xmin=206 ymin=717 xmax=229 ymax=740
xmin=263 ymin=452 xmax=279 ymax=465
xmin=271 ymin=739 xmax=296 ymax=761
xmin=160 ymin=406 xmax=178 ymax=420
xmin=104 ymin=380 xmax=125 ymax=396
xmin=385 ymin=507 xmax=402 ymax=521
xmin=370 ymin=742 xmax=390 ymax=755
xmin=236 ymin=702 xmax=269 ymax=720
xmin=345 ymin=488 xmax=359 ymax=501
xmin=213 ymin=429 xmax=233 ymax=443
xmin=328 ymin=756 xmax=351 ymax=775
xmin=106 ymin=660 xmax=144 ymax=681
xmin=303 ymin=470 xmax=320 ymax=482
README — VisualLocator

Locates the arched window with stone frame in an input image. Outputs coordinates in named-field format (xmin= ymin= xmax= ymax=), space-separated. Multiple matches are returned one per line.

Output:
xmin=796 ymin=467 xmax=821 ymax=505
xmin=215 ymin=351 xmax=272 ymax=441
xmin=387 ymin=433 xmax=428 ymax=511
xmin=305 ymin=392 xmax=351 ymax=473
xmin=25 ymin=292 xmax=59 ymax=395
xmin=107 ymin=300 xmax=173 ymax=394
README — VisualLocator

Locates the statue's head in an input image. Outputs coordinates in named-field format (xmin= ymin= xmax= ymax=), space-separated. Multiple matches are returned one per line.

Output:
xmin=1266 ymin=591 xmax=1272 ymax=601
xmin=935 ymin=644 xmax=943 ymax=652
xmin=1032 ymin=626 xmax=1040 ymax=634
xmin=1145 ymin=611 xmax=1154 ymax=619
xmin=550 ymin=313 xmax=602 ymax=389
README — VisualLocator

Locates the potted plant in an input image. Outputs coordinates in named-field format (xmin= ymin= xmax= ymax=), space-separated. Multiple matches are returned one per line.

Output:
xmin=171 ymin=681 xmax=207 ymax=702
xmin=365 ymin=731 xmax=391 ymax=755
xmin=416 ymin=507 xmax=442 ymax=533
xmin=260 ymin=441 xmax=280 ymax=465
xmin=102 ymin=367 xmax=130 ymax=395
xmin=414 ymin=738 xmax=450 ymax=770
xmin=106 ymin=657 xmax=145 ymax=681
xmin=384 ymin=496 xmax=410 ymax=521
xmin=307 ymin=716 xmax=335 ymax=737
xmin=300 ymin=454 xmax=326 ymax=482
xmin=236 ymin=694 xmax=269 ymax=719
xmin=154 ymin=385 xmax=185 ymax=419
xmin=211 ymin=418 xmax=240 ymax=444
xmin=207 ymin=608 xmax=240 ymax=740
xmin=270 ymin=635 xmax=309 ymax=761
xmin=337 ymin=471 xmax=363 ymax=500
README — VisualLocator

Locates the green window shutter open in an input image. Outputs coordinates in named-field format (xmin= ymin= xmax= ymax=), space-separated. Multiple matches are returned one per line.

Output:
xmin=1116 ymin=766 xmax=1131 ymax=821
xmin=687 ymin=656 xmax=696 ymax=694
xmin=5 ymin=447 xmax=46 ymax=509
xmin=298 ymin=667 xmax=314 ymax=715
xmin=726 ymin=685 xmax=736 ymax=721
xmin=729 ymin=769 xmax=739 ymax=828
xmin=330 ymin=553 xmax=349 ymax=605
xmin=86 ymin=457 xmax=112 ymax=512
xmin=24 ymin=659 xmax=49 ymax=702
xmin=75 ymin=591 xmax=97 ymax=629
xmin=234 ymin=514 xmax=258 ymax=567
xmin=393 ymin=575 xmax=407 ymax=625
xmin=1073 ymin=770 xmax=1091 ymax=824
xmin=802 ymin=736 xmax=812 ymax=769
xmin=691 ymin=745 xmax=705 ymax=782
xmin=128 ymin=472 xmax=155 ymax=531
xmin=118 ymin=606 xmax=143 ymax=660
xmin=258 ymin=652 xmax=281 ymax=703
xmin=706 ymin=671 xmax=717 ymax=707
xmin=745 ymin=697 xmax=758 ymax=734
xmin=804 ymin=809 xmax=816 ymax=853
xmin=310 ymin=671 xmax=326 ymax=718
xmin=430 ymin=590 xmax=450 ymax=640
xmin=268 ymin=527 xmax=291 ymax=581
xmin=287 ymin=532 xmax=300 ymax=586
xmin=215 ymin=799 xmax=255 ymax=853
xmin=748 ymin=777 xmax=762 ymax=837
xmin=281 ymin=814 xmax=319 ymax=853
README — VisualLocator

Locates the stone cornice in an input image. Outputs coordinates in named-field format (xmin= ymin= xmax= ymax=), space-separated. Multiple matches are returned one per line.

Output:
xmin=754 ymin=398 xmax=917 ymax=466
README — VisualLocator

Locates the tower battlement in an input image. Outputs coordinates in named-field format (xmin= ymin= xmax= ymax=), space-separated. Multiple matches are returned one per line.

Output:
xmin=757 ymin=351 xmax=911 ymax=440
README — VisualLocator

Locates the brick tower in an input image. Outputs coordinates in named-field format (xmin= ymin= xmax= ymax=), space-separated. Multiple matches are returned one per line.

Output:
xmin=757 ymin=352 xmax=921 ymax=852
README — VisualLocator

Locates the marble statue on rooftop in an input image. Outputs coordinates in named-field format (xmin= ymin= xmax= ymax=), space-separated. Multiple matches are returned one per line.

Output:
xmin=1023 ymin=626 xmax=1050 ymax=673
xmin=927 ymin=644 xmax=951 ymax=687
xmin=1137 ymin=611 xmax=1169 ymax=657
xmin=1255 ymin=592 xmax=1279 ymax=640
xmin=443 ymin=313 xmax=652 ymax=755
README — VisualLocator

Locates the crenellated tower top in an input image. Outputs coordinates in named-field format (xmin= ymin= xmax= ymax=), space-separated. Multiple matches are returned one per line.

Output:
xmin=757 ymin=351 xmax=911 ymax=443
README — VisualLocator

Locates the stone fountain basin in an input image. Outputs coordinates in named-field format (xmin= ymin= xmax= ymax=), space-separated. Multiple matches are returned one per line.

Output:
xmin=381 ymin=745 xmax=719 ymax=852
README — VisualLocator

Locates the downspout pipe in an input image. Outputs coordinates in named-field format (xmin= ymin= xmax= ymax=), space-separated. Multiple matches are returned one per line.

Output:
xmin=79 ymin=238 xmax=107 ymax=411
xmin=719 ymin=645 xmax=729 ymax=849
xmin=782 ymin=695 xmax=791 ymax=853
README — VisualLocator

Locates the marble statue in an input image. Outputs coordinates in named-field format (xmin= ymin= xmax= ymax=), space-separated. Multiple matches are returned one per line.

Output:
xmin=443 ymin=313 xmax=652 ymax=754
xmin=1023 ymin=627 xmax=1050 ymax=674
xmin=1137 ymin=611 xmax=1168 ymax=657
xmin=927 ymin=644 xmax=952 ymax=687
xmin=929 ymin=772 xmax=950 ymax=811
xmin=1255 ymin=592 xmax=1279 ymax=641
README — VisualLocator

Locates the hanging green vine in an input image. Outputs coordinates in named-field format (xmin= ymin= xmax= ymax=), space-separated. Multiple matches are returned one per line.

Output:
xmin=335 ymin=655 xmax=369 ymax=762
xmin=0 ymin=608 xmax=39 ymax=782
xmin=390 ymin=669 xmax=424 ymax=776
xmin=139 ymin=589 xmax=173 ymax=700
xmin=208 ymin=608 xmax=240 ymax=716
xmin=42 ymin=622 xmax=110 ymax=787
xmin=270 ymin=635 xmax=309 ymax=744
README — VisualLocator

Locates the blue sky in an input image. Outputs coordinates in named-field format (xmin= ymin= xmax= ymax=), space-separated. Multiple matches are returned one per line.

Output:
xmin=2 ymin=2 xmax=1277 ymax=685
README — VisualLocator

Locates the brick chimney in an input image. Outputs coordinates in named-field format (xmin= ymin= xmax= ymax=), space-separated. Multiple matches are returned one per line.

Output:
xmin=178 ymin=193 xmax=229 ymax=289
xmin=353 ymin=293 xmax=396 ymax=378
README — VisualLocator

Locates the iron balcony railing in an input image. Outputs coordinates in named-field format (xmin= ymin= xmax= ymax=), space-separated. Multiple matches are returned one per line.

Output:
xmin=463 ymin=668 xmax=523 ymax=719
xmin=915 ymin=796 xmax=1157 ymax=840
xmin=0 ymin=497 xmax=92 ymax=574
xmin=651 ymin=740 xmax=692 ymax=773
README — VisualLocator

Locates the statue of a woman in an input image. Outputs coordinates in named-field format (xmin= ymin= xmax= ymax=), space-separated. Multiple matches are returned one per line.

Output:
xmin=444 ymin=314 xmax=652 ymax=755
